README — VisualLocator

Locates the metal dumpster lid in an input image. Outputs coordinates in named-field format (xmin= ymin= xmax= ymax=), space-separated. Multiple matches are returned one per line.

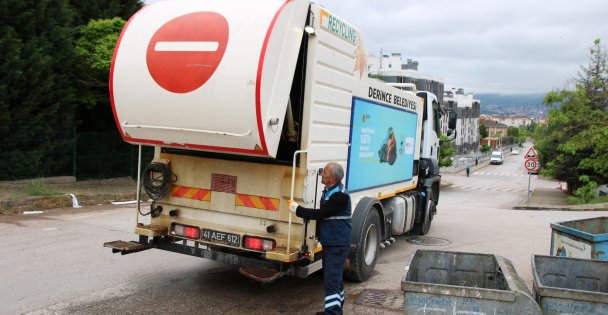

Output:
xmin=550 ymin=216 xmax=608 ymax=242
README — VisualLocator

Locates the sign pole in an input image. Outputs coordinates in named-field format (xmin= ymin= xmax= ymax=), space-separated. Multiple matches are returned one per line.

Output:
xmin=524 ymin=155 xmax=538 ymax=206
xmin=527 ymin=172 xmax=531 ymax=206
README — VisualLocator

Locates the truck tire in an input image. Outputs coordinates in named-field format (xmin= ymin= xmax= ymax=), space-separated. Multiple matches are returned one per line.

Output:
xmin=345 ymin=208 xmax=380 ymax=282
xmin=412 ymin=198 xmax=435 ymax=235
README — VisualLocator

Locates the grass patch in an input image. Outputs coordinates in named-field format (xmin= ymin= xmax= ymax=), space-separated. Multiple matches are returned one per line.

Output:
xmin=590 ymin=196 xmax=608 ymax=204
xmin=22 ymin=178 xmax=61 ymax=196
xmin=566 ymin=195 xmax=608 ymax=205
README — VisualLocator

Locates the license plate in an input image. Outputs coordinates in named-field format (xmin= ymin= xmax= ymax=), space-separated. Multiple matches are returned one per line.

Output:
xmin=202 ymin=229 xmax=240 ymax=247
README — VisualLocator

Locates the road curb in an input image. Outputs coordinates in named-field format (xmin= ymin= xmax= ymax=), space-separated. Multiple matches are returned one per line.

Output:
xmin=513 ymin=203 xmax=608 ymax=211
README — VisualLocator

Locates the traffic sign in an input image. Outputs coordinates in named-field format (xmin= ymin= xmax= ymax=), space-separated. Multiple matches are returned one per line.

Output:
xmin=525 ymin=147 xmax=538 ymax=159
xmin=524 ymin=158 xmax=538 ymax=171
xmin=146 ymin=12 xmax=229 ymax=93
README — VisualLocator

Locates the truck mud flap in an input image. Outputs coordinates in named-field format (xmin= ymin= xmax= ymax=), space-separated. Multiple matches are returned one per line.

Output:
xmin=239 ymin=261 xmax=322 ymax=283
xmin=239 ymin=266 xmax=285 ymax=283
xmin=104 ymin=240 xmax=151 ymax=255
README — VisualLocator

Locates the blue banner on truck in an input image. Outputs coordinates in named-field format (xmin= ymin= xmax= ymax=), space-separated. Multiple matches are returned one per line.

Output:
xmin=346 ymin=97 xmax=418 ymax=192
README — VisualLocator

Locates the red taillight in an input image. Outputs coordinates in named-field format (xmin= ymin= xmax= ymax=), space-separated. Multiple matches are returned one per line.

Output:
xmin=172 ymin=224 xmax=200 ymax=239
xmin=243 ymin=236 xmax=276 ymax=251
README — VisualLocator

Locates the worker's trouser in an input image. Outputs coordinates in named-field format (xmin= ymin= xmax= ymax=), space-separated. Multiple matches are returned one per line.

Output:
xmin=322 ymin=245 xmax=350 ymax=315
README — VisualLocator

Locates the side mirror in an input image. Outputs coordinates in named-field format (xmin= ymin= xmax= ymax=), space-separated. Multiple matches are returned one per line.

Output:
xmin=448 ymin=111 xmax=457 ymax=130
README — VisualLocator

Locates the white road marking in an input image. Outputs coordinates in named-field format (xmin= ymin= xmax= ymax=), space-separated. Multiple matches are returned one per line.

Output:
xmin=44 ymin=228 xmax=57 ymax=231
xmin=68 ymin=213 xmax=101 ymax=220
xmin=450 ymin=185 xmax=527 ymax=193
xmin=155 ymin=41 xmax=219 ymax=52
xmin=23 ymin=211 xmax=44 ymax=215
xmin=472 ymin=171 xmax=526 ymax=177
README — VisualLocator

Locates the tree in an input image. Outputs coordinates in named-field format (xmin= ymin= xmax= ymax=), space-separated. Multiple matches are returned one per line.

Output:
xmin=536 ymin=40 xmax=608 ymax=201
xmin=438 ymin=134 xmax=455 ymax=167
xmin=506 ymin=126 xmax=518 ymax=144
xmin=70 ymin=0 xmax=143 ymax=111
xmin=0 ymin=0 xmax=144 ymax=180
xmin=0 ymin=0 xmax=76 ymax=179
xmin=69 ymin=2 xmax=144 ymax=179
xmin=517 ymin=125 xmax=528 ymax=143
xmin=70 ymin=0 xmax=144 ymax=25
xmin=74 ymin=17 xmax=126 ymax=109
xmin=479 ymin=122 xmax=489 ymax=139
xmin=577 ymin=39 xmax=608 ymax=111
xmin=70 ymin=1 xmax=143 ymax=132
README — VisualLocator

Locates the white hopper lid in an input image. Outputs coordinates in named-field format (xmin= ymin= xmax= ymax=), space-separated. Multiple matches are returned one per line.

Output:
xmin=110 ymin=0 xmax=308 ymax=157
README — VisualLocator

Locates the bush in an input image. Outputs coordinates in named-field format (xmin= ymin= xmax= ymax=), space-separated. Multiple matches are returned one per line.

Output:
xmin=565 ymin=175 xmax=608 ymax=204
xmin=480 ymin=145 xmax=492 ymax=153
xmin=22 ymin=178 xmax=61 ymax=196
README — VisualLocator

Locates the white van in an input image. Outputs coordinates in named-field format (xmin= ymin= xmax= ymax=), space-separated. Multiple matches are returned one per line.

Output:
xmin=490 ymin=151 xmax=504 ymax=165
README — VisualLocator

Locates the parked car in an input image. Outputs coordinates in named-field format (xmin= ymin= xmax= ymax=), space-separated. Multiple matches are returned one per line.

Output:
xmin=512 ymin=148 xmax=519 ymax=155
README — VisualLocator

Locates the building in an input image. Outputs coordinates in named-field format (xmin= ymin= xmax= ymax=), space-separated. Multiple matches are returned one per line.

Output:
xmin=368 ymin=53 xmax=482 ymax=154
xmin=443 ymin=88 xmax=481 ymax=155
xmin=481 ymin=114 xmax=534 ymax=128
xmin=479 ymin=118 xmax=509 ymax=148
xmin=367 ymin=52 xmax=445 ymax=104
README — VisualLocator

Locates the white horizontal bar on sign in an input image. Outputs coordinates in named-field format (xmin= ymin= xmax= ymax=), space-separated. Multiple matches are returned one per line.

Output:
xmin=154 ymin=41 xmax=219 ymax=52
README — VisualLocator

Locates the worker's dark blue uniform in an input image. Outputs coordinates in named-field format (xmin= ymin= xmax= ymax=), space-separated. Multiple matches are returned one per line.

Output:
xmin=296 ymin=183 xmax=352 ymax=315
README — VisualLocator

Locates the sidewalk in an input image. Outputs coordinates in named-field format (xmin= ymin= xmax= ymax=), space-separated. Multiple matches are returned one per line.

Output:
xmin=441 ymin=159 xmax=608 ymax=212
xmin=514 ymin=188 xmax=608 ymax=211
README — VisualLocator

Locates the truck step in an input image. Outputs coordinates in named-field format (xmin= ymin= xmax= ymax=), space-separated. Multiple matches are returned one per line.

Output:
xmin=239 ymin=266 xmax=285 ymax=283
xmin=104 ymin=240 xmax=151 ymax=255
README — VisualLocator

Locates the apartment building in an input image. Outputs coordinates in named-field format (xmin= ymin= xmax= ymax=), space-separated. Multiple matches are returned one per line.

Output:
xmin=367 ymin=52 xmax=444 ymax=103
xmin=368 ymin=53 xmax=480 ymax=154
xmin=443 ymin=88 xmax=481 ymax=155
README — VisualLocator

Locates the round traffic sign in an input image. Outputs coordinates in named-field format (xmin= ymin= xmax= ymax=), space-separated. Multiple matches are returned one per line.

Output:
xmin=524 ymin=158 xmax=538 ymax=171
xmin=146 ymin=12 xmax=229 ymax=94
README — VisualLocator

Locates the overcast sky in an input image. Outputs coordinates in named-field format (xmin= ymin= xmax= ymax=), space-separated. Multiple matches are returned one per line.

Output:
xmin=144 ymin=0 xmax=608 ymax=94
xmin=324 ymin=0 xmax=608 ymax=94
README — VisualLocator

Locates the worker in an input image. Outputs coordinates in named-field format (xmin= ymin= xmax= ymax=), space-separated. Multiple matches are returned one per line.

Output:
xmin=289 ymin=162 xmax=352 ymax=315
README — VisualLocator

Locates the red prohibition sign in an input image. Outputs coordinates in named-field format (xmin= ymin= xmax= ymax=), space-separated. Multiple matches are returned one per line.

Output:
xmin=146 ymin=12 xmax=229 ymax=94
xmin=524 ymin=158 xmax=538 ymax=171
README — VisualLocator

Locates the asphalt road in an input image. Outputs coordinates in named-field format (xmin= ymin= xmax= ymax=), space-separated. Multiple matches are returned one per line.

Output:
xmin=2 ymin=153 xmax=607 ymax=314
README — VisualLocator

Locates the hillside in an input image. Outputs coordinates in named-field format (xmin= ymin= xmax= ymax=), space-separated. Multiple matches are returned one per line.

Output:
xmin=476 ymin=93 xmax=547 ymax=118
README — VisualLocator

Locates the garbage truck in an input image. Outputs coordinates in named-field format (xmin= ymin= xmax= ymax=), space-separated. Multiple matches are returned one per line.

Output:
xmin=105 ymin=0 xmax=455 ymax=283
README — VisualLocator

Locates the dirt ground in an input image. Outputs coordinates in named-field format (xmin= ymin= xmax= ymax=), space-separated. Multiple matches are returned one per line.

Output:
xmin=0 ymin=176 xmax=139 ymax=204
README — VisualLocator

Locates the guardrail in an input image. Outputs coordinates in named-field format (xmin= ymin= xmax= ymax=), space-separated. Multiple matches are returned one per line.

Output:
xmin=441 ymin=153 xmax=490 ymax=173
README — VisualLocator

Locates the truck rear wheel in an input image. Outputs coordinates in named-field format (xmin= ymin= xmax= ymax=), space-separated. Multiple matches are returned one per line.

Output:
xmin=345 ymin=209 xmax=380 ymax=282
xmin=412 ymin=198 xmax=435 ymax=235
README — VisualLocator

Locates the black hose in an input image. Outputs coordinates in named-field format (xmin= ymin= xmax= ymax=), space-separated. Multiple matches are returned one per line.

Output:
xmin=142 ymin=162 xmax=176 ymax=201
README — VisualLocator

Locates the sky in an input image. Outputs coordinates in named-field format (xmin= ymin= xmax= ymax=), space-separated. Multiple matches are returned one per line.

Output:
xmin=324 ymin=0 xmax=608 ymax=94
xmin=144 ymin=0 xmax=608 ymax=94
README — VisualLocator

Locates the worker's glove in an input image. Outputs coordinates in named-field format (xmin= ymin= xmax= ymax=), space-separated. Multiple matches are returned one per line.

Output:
xmin=288 ymin=200 xmax=299 ymax=213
